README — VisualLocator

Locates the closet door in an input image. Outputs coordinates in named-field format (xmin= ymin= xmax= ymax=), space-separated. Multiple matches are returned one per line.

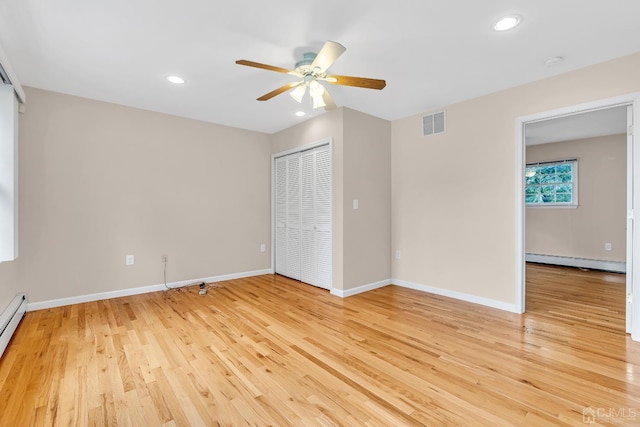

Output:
xmin=314 ymin=145 xmax=332 ymax=289
xmin=275 ymin=153 xmax=301 ymax=280
xmin=300 ymin=150 xmax=317 ymax=285
xmin=274 ymin=145 xmax=331 ymax=289
xmin=300 ymin=145 xmax=332 ymax=289
xmin=275 ymin=156 xmax=287 ymax=275
xmin=285 ymin=153 xmax=301 ymax=280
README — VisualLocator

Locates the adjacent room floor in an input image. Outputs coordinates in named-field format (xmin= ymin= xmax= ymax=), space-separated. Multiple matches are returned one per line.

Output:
xmin=0 ymin=264 xmax=638 ymax=425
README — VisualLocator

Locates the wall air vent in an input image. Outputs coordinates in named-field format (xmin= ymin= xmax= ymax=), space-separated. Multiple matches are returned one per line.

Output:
xmin=422 ymin=111 xmax=446 ymax=136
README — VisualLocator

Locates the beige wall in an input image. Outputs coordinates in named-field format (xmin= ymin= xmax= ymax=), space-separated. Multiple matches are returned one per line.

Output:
xmin=392 ymin=52 xmax=640 ymax=305
xmin=343 ymin=108 xmax=391 ymax=289
xmin=271 ymin=107 xmax=392 ymax=291
xmin=8 ymin=87 xmax=272 ymax=304
xmin=1 ymin=94 xmax=392 ymax=306
xmin=526 ymin=135 xmax=626 ymax=261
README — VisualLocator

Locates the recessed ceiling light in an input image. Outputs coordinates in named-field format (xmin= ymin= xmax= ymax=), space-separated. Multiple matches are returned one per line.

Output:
xmin=295 ymin=111 xmax=306 ymax=117
xmin=165 ymin=75 xmax=185 ymax=84
xmin=543 ymin=56 xmax=564 ymax=66
xmin=493 ymin=15 xmax=522 ymax=32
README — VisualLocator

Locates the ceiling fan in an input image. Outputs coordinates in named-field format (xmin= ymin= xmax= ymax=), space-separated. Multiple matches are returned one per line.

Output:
xmin=236 ymin=41 xmax=386 ymax=110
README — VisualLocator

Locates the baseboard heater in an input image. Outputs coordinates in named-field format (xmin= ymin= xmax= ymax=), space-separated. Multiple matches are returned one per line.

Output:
xmin=0 ymin=293 xmax=27 ymax=359
xmin=526 ymin=253 xmax=626 ymax=274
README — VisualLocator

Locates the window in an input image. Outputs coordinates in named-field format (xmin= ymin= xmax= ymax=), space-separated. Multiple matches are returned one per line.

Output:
xmin=0 ymin=83 xmax=18 ymax=262
xmin=525 ymin=159 xmax=577 ymax=206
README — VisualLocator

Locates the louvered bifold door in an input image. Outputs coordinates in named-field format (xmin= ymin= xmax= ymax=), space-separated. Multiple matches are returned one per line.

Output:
xmin=300 ymin=150 xmax=317 ymax=286
xmin=275 ymin=153 xmax=301 ymax=280
xmin=274 ymin=145 xmax=331 ymax=288
xmin=314 ymin=145 xmax=332 ymax=289
xmin=275 ymin=156 xmax=287 ymax=275
xmin=285 ymin=153 xmax=301 ymax=280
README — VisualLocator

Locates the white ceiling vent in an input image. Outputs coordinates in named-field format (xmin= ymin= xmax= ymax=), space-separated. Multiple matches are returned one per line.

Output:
xmin=422 ymin=111 xmax=446 ymax=136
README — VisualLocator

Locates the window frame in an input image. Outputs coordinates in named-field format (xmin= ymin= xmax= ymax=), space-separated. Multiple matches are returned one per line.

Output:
xmin=0 ymin=83 xmax=19 ymax=262
xmin=525 ymin=159 xmax=578 ymax=208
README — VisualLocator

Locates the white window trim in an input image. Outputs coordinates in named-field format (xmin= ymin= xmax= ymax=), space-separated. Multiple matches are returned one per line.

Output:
xmin=0 ymin=84 xmax=18 ymax=262
xmin=525 ymin=159 xmax=578 ymax=208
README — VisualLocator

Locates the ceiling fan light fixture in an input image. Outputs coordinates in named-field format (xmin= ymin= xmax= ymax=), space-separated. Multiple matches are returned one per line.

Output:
xmin=309 ymin=80 xmax=326 ymax=98
xmin=493 ymin=15 xmax=522 ymax=32
xmin=312 ymin=94 xmax=326 ymax=109
xmin=290 ymin=84 xmax=306 ymax=103
xmin=309 ymin=81 xmax=326 ymax=109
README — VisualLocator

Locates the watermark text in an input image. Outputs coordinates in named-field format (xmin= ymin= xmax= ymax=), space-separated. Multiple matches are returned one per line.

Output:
xmin=583 ymin=407 xmax=639 ymax=424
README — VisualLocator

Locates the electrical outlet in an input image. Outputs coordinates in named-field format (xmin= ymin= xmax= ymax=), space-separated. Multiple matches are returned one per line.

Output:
xmin=605 ymin=243 xmax=612 ymax=251
xmin=161 ymin=254 xmax=169 ymax=263
xmin=260 ymin=244 xmax=266 ymax=252
xmin=395 ymin=250 xmax=401 ymax=260
xmin=126 ymin=255 xmax=134 ymax=265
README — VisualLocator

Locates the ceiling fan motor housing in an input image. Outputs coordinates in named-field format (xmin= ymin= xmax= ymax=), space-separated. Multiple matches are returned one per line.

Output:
xmin=295 ymin=52 xmax=318 ymax=74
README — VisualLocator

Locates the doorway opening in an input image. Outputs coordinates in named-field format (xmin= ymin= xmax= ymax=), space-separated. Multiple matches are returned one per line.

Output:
xmin=515 ymin=94 xmax=639 ymax=340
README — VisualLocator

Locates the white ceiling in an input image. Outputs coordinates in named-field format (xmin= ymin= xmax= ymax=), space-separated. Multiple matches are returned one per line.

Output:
xmin=1 ymin=1 xmax=639 ymax=134
xmin=525 ymin=106 xmax=628 ymax=145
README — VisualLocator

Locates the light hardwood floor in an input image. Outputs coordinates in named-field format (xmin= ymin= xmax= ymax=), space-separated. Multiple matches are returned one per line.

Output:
xmin=1 ymin=264 xmax=639 ymax=426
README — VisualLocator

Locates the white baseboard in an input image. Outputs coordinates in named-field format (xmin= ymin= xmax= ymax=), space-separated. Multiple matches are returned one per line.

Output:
xmin=392 ymin=279 xmax=519 ymax=313
xmin=27 ymin=268 xmax=519 ymax=314
xmin=26 ymin=268 xmax=273 ymax=311
xmin=330 ymin=279 xmax=392 ymax=298
xmin=526 ymin=253 xmax=626 ymax=273
xmin=330 ymin=277 xmax=518 ymax=313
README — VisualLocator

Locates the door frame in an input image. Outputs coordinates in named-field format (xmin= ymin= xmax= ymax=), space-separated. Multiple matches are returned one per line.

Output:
xmin=514 ymin=93 xmax=640 ymax=341
xmin=271 ymin=138 xmax=333 ymax=286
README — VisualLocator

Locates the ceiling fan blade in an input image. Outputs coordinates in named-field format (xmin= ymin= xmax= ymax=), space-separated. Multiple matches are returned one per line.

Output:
xmin=322 ymin=89 xmax=337 ymax=111
xmin=325 ymin=74 xmax=386 ymax=90
xmin=311 ymin=41 xmax=346 ymax=72
xmin=236 ymin=59 xmax=296 ymax=75
xmin=257 ymin=81 xmax=302 ymax=101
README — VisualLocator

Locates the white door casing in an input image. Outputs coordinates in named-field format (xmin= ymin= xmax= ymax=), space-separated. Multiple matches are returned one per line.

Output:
xmin=627 ymin=104 xmax=634 ymax=333
xmin=515 ymin=93 xmax=640 ymax=341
